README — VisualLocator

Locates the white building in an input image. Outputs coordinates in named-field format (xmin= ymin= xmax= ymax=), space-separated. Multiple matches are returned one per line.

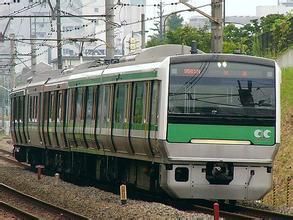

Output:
xmin=0 ymin=0 xmax=146 ymax=73
xmin=81 ymin=0 xmax=145 ymax=56
xmin=256 ymin=0 xmax=293 ymax=17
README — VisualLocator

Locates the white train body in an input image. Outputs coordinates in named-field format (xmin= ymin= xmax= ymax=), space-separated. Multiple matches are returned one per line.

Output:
xmin=10 ymin=45 xmax=281 ymax=200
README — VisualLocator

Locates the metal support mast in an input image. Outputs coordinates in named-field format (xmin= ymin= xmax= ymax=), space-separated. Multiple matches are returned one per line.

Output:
xmin=159 ymin=1 xmax=163 ymax=40
xmin=56 ymin=0 xmax=62 ymax=69
xmin=141 ymin=13 xmax=146 ymax=49
xmin=9 ymin=33 xmax=16 ymax=88
xmin=211 ymin=0 xmax=223 ymax=53
xmin=30 ymin=17 xmax=37 ymax=75
xmin=105 ymin=0 xmax=115 ymax=60
xmin=179 ymin=0 xmax=223 ymax=53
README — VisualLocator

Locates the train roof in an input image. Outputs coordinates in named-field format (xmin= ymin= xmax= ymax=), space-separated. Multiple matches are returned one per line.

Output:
xmin=11 ymin=44 xmax=276 ymax=94
xmin=12 ymin=44 xmax=195 ymax=92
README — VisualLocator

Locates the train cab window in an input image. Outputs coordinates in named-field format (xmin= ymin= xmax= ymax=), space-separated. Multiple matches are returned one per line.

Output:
xmin=132 ymin=82 xmax=145 ymax=124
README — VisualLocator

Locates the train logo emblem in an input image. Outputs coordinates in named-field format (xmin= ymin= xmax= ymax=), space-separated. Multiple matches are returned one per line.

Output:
xmin=254 ymin=129 xmax=271 ymax=138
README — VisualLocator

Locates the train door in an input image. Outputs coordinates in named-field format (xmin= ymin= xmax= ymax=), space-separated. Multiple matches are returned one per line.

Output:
xmin=149 ymin=81 xmax=161 ymax=157
xmin=27 ymin=94 xmax=41 ymax=146
xmin=84 ymin=86 xmax=99 ymax=149
xmin=37 ymin=93 xmax=44 ymax=147
xmin=25 ymin=94 xmax=30 ymax=144
xmin=65 ymin=88 xmax=76 ymax=148
xmin=98 ymin=84 xmax=115 ymax=152
xmin=56 ymin=90 xmax=66 ymax=148
xmin=10 ymin=96 xmax=17 ymax=144
xmin=73 ymin=87 xmax=86 ymax=148
xmin=42 ymin=92 xmax=50 ymax=147
xmin=18 ymin=95 xmax=27 ymax=144
xmin=130 ymin=81 xmax=153 ymax=157
xmin=112 ymin=83 xmax=133 ymax=154
xmin=48 ymin=91 xmax=58 ymax=147
xmin=14 ymin=96 xmax=22 ymax=144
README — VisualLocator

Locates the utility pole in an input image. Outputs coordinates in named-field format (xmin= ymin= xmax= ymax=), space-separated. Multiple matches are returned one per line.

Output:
xmin=105 ymin=0 xmax=115 ymax=60
xmin=141 ymin=13 xmax=145 ymax=49
xmin=30 ymin=17 xmax=36 ymax=75
xmin=9 ymin=33 xmax=16 ymax=88
xmin=56 ymin=0 xmax=62 ymax=69
xmin=211 ymin=0 xmax=223 ymax=53
xmin=179 ymin=0 xmax=223 ymax=53
xmin=159 ymin=1 xmax=163 ymax=40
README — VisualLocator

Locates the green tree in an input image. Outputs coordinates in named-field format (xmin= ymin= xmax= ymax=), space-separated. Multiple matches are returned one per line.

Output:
xmin=166 ymin=26 xmax=211 ymax=52
xmin=166 ymin=14 xmax=184 ymax=32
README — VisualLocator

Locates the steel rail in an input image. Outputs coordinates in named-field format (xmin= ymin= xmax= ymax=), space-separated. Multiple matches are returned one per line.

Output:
xmin=0 ymin=201 xmax=39 ymax=220
xmin=191 ymin=203 xmax=256 ymax=219
xmin=0 ymin=183 xmax=89 ymax=220
xmin=229 ymin=204 xmax=293 ymax=220
xmin=0 ymin=150 xmax=30 ymax=168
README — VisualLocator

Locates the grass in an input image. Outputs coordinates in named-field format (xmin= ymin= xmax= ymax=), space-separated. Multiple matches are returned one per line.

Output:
xmin=263 ymin=68 xmax=293 ymax=208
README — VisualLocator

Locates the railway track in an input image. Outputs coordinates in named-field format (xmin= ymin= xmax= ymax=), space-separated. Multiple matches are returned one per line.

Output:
xmin=0 ymin=201 xmax=39 ymax=220
xmin=0 ymin=183 xmax=89 ymax=220
xmin=0 ymin=148 xmax=30 ymax=168
xmin=0 ymin=146 xmax=292 ymax=219
xmin=176 ymin=200 xmax=293 ymax=220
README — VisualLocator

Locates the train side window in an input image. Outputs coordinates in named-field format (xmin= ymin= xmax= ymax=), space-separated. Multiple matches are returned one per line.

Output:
xmin=93 ymin=86 xmax=98 ymax=121
xmin=17 ymin=97 xmax=23 ymax=122
xmin=11 ymin=97 xmax=15 ymax=123
xmin=114 ymin=83 xmax=127 ymax=127
xmin=29 ymin=96 xmax=33 ymax=122
xmin=86 ymin=86 xmax=94 ymax=121
xmin=151 ymin=81 xmax=160 ymax=130
xmin=68 ymin=89 xmax=75 ymax=121
xmin=132 ymin=82 xmax=145 ymax=124
xmin=43 ymin=92 xmax=49 ymax=122
xmin=100 ymin=85 xmax=112 ymax=128
xmin=57 ymin=91 xmax=63 ymax=122
xmin=75 ymin=87 xmax=83 ymax=121
xmin=35 ymin=95 xmax=39 ymax=122
xmin=49 ymin=92 xmax=56 ymax=122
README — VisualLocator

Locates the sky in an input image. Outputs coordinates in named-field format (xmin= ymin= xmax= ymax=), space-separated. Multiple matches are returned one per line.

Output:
xmin=146 ymin=0 xmax=280 ymax=21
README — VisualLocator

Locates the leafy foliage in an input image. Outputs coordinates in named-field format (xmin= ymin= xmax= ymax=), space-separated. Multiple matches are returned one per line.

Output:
xmin=147 ymin=25 xmax=211 ymax=52
xmin=146 ymin=12 xmax=293 ymax=57
xmin=166 ymin=14 xmax=183 ymax=32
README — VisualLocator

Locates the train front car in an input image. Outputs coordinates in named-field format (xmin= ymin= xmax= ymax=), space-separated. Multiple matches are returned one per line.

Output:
xmin=160 ymin=54 xmax=280 ymax=200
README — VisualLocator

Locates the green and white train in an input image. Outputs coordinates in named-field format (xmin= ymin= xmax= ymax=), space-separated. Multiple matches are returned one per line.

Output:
xmin=10 ymin=45 xmax=280 ymax=201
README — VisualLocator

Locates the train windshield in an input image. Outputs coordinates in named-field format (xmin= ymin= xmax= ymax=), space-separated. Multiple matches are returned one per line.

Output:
xmin=169 ymin=61 xmax=275 ymax=121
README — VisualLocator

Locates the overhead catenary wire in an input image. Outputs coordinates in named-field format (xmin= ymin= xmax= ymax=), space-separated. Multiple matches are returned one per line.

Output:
xmin=8 ymin=2 xmax=210 ymax=68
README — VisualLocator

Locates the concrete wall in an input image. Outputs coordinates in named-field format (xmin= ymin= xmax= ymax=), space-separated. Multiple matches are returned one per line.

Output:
xmin=276 ymin=48 xmax=293 ymax=68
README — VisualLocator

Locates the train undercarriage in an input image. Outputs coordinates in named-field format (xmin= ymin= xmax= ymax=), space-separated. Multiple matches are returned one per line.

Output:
xmin=14 ymin=146 xmax=161 ymax=193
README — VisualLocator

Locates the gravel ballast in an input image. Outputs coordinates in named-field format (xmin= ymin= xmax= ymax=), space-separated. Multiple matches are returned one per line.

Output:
xmin=0 ymin=166 xmax=212 ymax=219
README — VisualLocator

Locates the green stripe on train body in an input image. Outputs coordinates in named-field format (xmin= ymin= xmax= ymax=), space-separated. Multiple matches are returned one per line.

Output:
xmin=167 ymin=124 xmax=275 ymax=146
xmin=68 ymin=71 xmax=158 ymax=88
